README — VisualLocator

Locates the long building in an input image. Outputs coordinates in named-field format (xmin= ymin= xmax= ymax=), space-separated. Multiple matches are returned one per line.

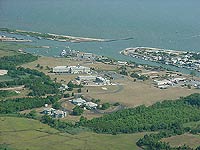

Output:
xmin=53 ymin=65 xmax=90 ymax=74
xmin=70 ymin=66 xmax=90 ymax=74
xmin=53 ymin=66 xmax=70 ymax=73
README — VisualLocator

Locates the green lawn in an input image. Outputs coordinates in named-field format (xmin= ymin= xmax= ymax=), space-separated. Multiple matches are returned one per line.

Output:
xmin=0 ymin=117 xmax=145 ymax=150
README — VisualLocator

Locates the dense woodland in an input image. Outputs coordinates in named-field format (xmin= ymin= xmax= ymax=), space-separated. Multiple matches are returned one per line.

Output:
xmin=0 ymin=90 xmax=17 ymax=99
xmin=80 ymin=94 xmax=200 ymax=134
xmin=0 ymin=96 xmax=60 ymax=113
xmin=0 ymin=53 xmax=62 ymax=113
xmin=0 ymin=53 xmax=38 ymax=70
xmin=0 ymin=54 xmax=61 ymax=96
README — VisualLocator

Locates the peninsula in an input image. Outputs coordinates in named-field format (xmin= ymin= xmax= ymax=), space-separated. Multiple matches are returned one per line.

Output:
xmin=0 ymin=35 xmax=32 ymax=42
xmin=0 ymin=28 xmax=108 ymax=43
xmin=121 ymin=47 xmax=200 ymax=72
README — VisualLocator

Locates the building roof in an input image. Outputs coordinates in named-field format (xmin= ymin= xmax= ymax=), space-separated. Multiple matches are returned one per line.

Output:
xmin=72 ymin=98 xmax=86 ymax=104
xmin=44 ymin=108 xmax=55 ymax=112
xmin=54 ymin=66 xmax=68 ymax=69
xmin=0 ymin=70 xmax=8 ymax=76
xmin=85 ymin=102 xmax=98 ymax=108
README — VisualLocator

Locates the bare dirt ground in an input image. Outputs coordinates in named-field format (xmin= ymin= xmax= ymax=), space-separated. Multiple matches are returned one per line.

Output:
xmin=0 ymin=85 xmax=25 ymax=91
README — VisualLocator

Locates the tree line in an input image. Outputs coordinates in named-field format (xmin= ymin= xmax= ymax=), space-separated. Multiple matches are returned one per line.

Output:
xmin=0 ymin=53 xmax=38 ymax=70
xmin=80 ymin=93 xmax=200 ymax=134
xmin=0 ymin=95 xmax=60 ymax=114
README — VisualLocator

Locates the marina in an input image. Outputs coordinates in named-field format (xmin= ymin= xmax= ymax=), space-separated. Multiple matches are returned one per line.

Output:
xmin=121 ymin=47 xmax=200 ymax=72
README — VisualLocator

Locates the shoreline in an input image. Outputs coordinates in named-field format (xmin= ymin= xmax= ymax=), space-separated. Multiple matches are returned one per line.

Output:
xmin=0 ymin=35 xmax=32 ymax=42
xmin=0 ymin=28 xmax=109 ymax=43
xmin=121 ymin=47 xmax=200 ymax=73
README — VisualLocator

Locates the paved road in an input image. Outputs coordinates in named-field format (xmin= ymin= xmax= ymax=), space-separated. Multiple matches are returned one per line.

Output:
xmin=91 ymin=104 xmax=126 ymax=114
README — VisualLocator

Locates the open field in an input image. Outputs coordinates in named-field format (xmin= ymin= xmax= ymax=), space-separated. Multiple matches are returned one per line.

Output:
xmin=22 ymin=56 xmax=200 ymax=107
xmin=162 ymin=133 xmax=200 ymax=148
xmin=0 ymin=117 xmax=146 ymax=150
xmin=21 ymin=56 xmax=118 ymax=72
xmin=0 ymin=48 xmax=18 ymax=57
xmin=0 ymin=42 xmax=35 ymax=57
xmin=0 ymin=49 xmax=16 ymax=57
xmin=82 ymin=77 xmax=200 ymax=107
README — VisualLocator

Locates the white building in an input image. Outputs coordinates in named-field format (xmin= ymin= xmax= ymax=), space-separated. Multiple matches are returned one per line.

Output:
xmin=82 ymin=53 xmax=94 ymax=60
xmin=69 ymin=66 xmax=90 ymax=74
xmin=84 ymin=102 xmax=98 ymax=109
xmin=53 ymin=110 xmax=67 ymax=118
xmin=43 ymin=108 xmax=56 ymax=115
xmin=117 ymin=61 xmax=128 ymax=66
xmin=43 ymin=108 xmax=67 ymax=118
xmin=0 ymin=70 xmax=8 ymax=76
xmin=72 ymin=98 xmax=86 ymax=106
xmin=154 ymin=79 xmax=172 ymax=86
xmin=53 ymin=66 xmax=70 ymax=73
xmin=96 ymin=76 xmax=111 ymax=85
xmin=53 ymin=65 xmax=90 ymax=74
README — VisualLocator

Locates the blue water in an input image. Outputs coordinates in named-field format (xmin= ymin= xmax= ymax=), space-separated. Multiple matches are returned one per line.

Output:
xmin=0 ymin=0 xmax=200 ymax=74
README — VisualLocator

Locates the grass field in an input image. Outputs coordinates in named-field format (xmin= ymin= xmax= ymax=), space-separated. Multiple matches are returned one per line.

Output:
xmin=82 ymin=77 xmax=200 ymax=107
xmin=0 ymin=117 xmax=146 ymax=150
xmin=0 ymin=117 xmax=144 ymax=150
xmin=162 ymin=133 xmax=200 ymax=148
xmin=0 ymin=42 xmax=27 ymax=57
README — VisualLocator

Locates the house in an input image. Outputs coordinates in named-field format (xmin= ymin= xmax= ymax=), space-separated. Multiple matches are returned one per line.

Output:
xmin=43 ymin=108 xmax=56 ymax=115
xmin=43 ymin=108 xmax=67 ymax=118
xmin=53 ymin=110 xmax=67 ymax=118
xmin=72 ymin=98 xmax=86 ymax=106
xmin=82 ymin=53 xmax=94 ymax=60
xmin=117 ymin=61 xmax=128 ymax=66
xmin=84 ymin=102 xmax=98 ymax=109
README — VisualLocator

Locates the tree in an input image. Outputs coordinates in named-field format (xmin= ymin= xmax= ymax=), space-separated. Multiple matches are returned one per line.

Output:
xmin=36 ymin=64 xmax=40 ymax=68
xmin=26 ymin=110 xmax=37 ymax=119
xmin=187 ymin=84 xmax=191 ymax=89
xmin=72 ymin=106 xmax=84 ymax=116
xmin=63 ymin=93 xmax=70 ymax=98
xmin=196 ymin=146 xmax=200 ymax=150
xmin=77 ymin=88 xmax=82 ymax=93
xmin=100 ymin=103 xmax=110 ymax=110
xmin=52 ymin=102 xmax=61 ymax=109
